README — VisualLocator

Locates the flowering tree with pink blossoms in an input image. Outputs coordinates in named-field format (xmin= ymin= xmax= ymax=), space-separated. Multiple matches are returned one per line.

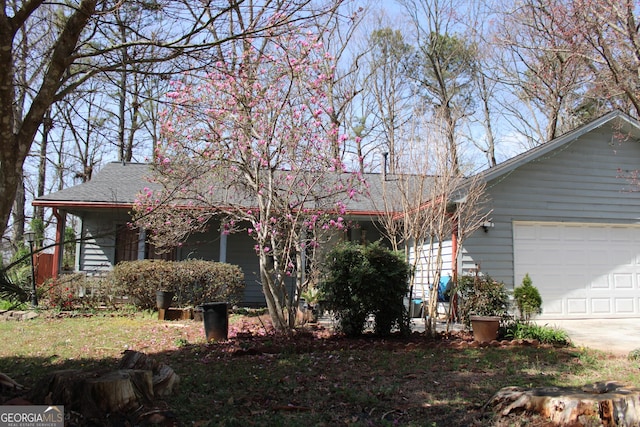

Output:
xmin=133 ymin=25 xmax=363 ymax=331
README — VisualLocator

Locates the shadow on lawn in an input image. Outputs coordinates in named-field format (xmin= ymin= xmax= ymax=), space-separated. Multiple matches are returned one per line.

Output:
xmin=1 ymin=330 xmax=591 ymax=426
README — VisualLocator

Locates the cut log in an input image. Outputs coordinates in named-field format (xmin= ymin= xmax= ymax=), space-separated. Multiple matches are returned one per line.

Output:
xmin=29 ymin=368 xmax=154 ymax=420
xmin=25 ymin=351 xmax=178 ymax=422
xmin=86 ymin=369 xmax=153 ymax=414
xmin=119 ymin=350 xmax=180 ymax=396
xmin=29 ymin=369 xmax=96 ymax=410
xmin=487 ymin=381 xmax=640 ymax=426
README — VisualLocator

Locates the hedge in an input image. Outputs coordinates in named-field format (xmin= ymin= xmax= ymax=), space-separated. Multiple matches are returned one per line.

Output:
xmin=109 ymin=259 xmax=245 ymax=309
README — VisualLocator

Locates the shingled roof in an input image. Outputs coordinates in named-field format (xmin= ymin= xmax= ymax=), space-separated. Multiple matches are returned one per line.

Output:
xmin=33 ymin=162 xmax=158 ymax=207
xmin=33 ymin=161 xmax=416 ymax=216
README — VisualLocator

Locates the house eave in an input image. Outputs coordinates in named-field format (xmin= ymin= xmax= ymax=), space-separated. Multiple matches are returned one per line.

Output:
xmin=31 ymin=200 xmax=134 ymax=210
xmin=31 ymin=200 xmax=387 ymax=219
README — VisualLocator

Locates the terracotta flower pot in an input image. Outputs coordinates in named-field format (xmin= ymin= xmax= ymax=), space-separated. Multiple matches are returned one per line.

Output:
xmin=470 ymin=315 xmax=501 ymax=343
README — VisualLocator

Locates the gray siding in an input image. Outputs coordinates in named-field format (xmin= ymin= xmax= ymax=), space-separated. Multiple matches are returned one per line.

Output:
xmin=77 ymin=210 xmax=131 ymax=274
xmin=180 ymin=220 xmax=264 ymax=306
xmin=179 ymin=222 xmax=264 ymax=306
xmin=74 ymin=206 xmax=390 ymax=307
xmin=462 ymin=124 xmax=640 ymax=289
xmin=225 ymin=229 xmax=264 ymax=306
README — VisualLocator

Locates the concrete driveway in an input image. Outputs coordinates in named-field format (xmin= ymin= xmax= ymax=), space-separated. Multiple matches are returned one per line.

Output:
xmin=535 ymin=319 xmax=640 ymax=356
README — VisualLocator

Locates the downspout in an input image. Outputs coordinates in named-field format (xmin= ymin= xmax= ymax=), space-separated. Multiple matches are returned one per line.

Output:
xmin=52 ymin=208 xmax=64 ymax=279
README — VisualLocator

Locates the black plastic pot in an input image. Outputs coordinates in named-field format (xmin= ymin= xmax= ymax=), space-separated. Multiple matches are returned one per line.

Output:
xmin=410 ymin=299 xmax=423 ymax=318
xmin=202 ymin=302 xmax=228 ymax=341
xmin=156 ymin=290 xmax=174 ymax=310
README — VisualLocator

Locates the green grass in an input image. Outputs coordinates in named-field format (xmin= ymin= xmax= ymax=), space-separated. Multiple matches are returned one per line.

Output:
xmin=1 ymin=312 xmax=639 ymax=426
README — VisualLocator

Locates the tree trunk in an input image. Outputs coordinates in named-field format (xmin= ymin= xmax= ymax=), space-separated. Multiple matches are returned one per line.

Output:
xmin=487 ymin=382 xmax=640 ymax=426
xmin=35 ymin=111 xmax=52 ymax=224
xmin=0 ymin=0 xmax=98 ymax=235
xmin=11 ymin=170 xmax=25 ymax=246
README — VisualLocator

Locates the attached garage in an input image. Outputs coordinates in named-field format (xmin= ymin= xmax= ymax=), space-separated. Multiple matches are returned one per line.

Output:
xmin=513 ymin=222 xmax=640 ymax=319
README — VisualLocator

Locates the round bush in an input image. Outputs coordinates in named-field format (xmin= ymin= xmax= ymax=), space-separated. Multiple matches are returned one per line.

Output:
xmin=320 ymin=242 xmax=410 ymax=337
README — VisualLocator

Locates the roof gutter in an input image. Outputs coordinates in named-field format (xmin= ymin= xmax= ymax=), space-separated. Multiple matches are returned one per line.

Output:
xmin=31 ymin=201 xmax=134 ymax=209
xmin=31 ymin=200 xmax=390 ymax=218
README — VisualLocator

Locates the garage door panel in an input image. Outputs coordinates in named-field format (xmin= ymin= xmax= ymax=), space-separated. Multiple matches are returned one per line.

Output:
xmin=514 ymin=225 xmax=537 ymax=240
xmin=590 ymin=274 xmax=610 ymax=289
xmin=588 ymin=249 xmax=610 ymax=265
xmin=615 ymin=298 xmax=635 ymax=313
xmin=591 ymin=298 xmax=612 ymax=314
xmin=538 ymin=226 xmax=562 ymax=240
xmin=587 ymin=227 xmax=608 ymax=241
xmin=514 ymin=222 xmax=640 ymax=319
xmin=608 ymin=247 xmax=638 ymax=266
xmin=542 ymin=298 xmax=564 ymax=316
xmin=540 ymin=249 xmax=565 ymax=265
xmin=563 ymin=226 xmax=585 ymax=240
xmin=565 ymin=250 xmax=588 ymax=267
xmin=567 ymin=298 xmax=588 ymax=314
xmin=613 ymin=274 xmax=633 ymax=289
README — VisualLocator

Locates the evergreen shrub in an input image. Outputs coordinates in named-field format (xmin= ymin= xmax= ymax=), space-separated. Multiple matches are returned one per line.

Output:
xmin=320 ymin=241 xmax=410 ymax=337
xmin=513 ymin=273 xmax=542 ymax=322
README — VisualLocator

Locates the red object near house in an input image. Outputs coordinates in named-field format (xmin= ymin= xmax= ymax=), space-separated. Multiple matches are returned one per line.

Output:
xmin=34 ymin=252 xmax=54 ymax=286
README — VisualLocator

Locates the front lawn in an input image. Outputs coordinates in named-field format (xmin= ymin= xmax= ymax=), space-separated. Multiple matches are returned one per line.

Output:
xmin=1 ymin=311 xmax=638 ymax=426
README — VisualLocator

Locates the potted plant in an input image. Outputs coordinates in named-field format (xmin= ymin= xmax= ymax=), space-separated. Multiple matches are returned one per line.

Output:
xmin=300 ymin=286 xmax=323 ymax=323
xmin=458 ymin=273 xmax=510 ymax=343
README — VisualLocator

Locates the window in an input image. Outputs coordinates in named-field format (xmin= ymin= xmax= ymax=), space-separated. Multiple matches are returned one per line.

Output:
xmin=115 ymin=225 xmax=177 ymax=263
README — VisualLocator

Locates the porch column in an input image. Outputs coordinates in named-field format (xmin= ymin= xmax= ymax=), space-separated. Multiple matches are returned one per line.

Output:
xmin=219 ymin=229 xmax=227 ymax=263
xmin=52 ymin=208 xmax=65 ymax=278
xmin=138 ymin=229 xmax=146 ymax=260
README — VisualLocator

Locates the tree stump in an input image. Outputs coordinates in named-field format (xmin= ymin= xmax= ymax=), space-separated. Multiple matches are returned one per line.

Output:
xmin=25 ymin=351 xmax=179 ymax=421
xmin=487 ymin=381 xmax=640 ymax=426
xmin=119 ymin=350 xmax=180 ymax=396
xmin=86 ymin=369 xmax=153 ymax=414
xmin=29 ymin=369 xmax=153 ymax=419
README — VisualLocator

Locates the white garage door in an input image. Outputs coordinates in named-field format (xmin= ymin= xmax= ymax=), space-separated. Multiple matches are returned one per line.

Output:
xmin=513 ymin=222 xmax=640 ymax=319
